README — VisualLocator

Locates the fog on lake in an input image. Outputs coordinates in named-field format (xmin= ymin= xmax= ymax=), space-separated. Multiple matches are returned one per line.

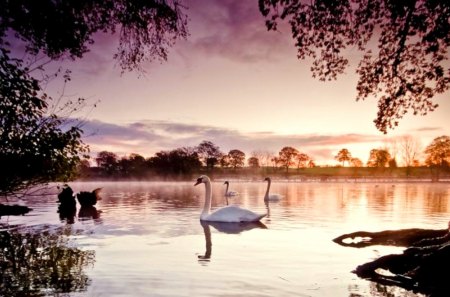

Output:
xmin=1 ymin=181 xmax=449 ymax=296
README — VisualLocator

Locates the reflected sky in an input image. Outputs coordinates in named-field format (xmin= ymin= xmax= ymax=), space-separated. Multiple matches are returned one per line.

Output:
xmin=1 ymin=181 xmax=448 ymax=296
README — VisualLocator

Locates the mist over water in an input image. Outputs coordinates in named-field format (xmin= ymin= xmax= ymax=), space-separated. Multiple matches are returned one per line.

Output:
xmin=1 ymin=181 xmax=448 ymax=296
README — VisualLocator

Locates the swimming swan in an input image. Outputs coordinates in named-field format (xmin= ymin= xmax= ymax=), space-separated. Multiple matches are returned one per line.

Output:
xmin=223 ymin=181 xmax=239 ymax=197
xmin=264 ymin=177 xmax=283 ymax=201
xmin=195 ymin=175 xmax=266 ymax=223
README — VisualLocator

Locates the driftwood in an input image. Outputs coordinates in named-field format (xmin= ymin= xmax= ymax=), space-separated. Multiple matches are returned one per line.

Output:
xmin=0 ymin=204 xmax=32 ymax=217
xmin=333 ymin=228 xmax=448 ymax=248
xmin=334 ymin=225 xmax=450 ymax=296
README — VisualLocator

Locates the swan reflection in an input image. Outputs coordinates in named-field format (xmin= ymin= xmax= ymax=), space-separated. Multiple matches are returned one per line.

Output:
xmin=265 ymin=200 xmax=271 ymax=219
xmin=78 ymin=205 xmax=101 ymax=221
xmin=58 ymin=204 xmax=77 ymax=224
xmin=198 ymin=220 xmax=267 ymax=263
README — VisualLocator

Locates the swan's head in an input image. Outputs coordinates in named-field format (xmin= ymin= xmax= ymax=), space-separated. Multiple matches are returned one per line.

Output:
xmin=194 ymin=175 xmax=210 ymax=186
xmin=264 ymin=177 xmax=271 ymax=182
xmin=223 ymin=181 xmax=229 ymax=185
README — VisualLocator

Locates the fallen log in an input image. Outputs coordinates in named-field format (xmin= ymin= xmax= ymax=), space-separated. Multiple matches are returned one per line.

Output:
xmin=353 ymin=242 xmax=450 ymax=296
xmin=0 ymin=204 xmax=32 ymax=217
xmin=333 ymin=228 xmax=448 ymax=248
xmin=334 ymin=222 xmax=450 ymax=296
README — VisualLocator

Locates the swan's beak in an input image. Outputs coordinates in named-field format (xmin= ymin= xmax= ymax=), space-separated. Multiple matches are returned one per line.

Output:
xmin=194 ymin=178 xmax=202 ymax=186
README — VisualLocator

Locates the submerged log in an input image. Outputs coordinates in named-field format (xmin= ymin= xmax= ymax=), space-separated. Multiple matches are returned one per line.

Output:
xmin=354 ymin=242 xmax=450 ymax=296
xmin=0 ymin=204 xmax=32 ymax=217
xmin=335 ymin=222 xmax=450 ymax=296
xmin=333 ymin=228 xmax=448 ymax=248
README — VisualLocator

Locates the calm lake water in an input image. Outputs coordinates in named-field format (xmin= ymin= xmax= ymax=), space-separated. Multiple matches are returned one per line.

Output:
xmin=1 ymin=180 xmax=449 ymax=297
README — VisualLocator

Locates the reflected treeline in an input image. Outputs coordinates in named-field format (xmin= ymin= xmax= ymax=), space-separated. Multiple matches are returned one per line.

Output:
xmin=0 ymin=225 xmax=95 ymax=296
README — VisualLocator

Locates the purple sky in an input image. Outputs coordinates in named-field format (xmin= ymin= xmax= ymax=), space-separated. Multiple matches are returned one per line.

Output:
xmin=20 ymin=0 xmax=450 ymax=165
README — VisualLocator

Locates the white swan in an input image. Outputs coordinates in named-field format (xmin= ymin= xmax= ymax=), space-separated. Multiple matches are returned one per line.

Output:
xmin=223 ymin=181 xmax=239 ymax=197
xmin=264 ymin=177 xmax=283 ymax=201
xmin=195 ymin=175 xmax=266 ymax=223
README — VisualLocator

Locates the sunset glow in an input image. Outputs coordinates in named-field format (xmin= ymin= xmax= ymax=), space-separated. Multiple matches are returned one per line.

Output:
xmin=44 ymin=0 xmax=450 ymax=165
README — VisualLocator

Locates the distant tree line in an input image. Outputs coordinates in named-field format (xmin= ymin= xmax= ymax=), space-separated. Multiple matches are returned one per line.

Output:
xmin=81 ymin=136 xmax=450 ymax=178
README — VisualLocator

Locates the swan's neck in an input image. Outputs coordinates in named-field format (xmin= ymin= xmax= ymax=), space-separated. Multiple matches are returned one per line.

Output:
xmin=201 ymin=180 xmax=212 ymax=220
xmin=264 ymin=180 xmax=271 ymax=199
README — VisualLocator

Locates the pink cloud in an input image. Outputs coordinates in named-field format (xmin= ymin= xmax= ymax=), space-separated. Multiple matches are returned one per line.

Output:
xmin=81 ymin=119 xmax=388 ymax=164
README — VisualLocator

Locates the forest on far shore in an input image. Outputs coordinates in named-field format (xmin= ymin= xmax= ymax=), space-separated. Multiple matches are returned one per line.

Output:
xmin=77 ymin=138 xmax=450 ymax=182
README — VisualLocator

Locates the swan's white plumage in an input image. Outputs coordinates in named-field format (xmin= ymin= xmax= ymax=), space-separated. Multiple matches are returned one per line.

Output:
xmin=195 ymin=175 xmax=265 ymax=223
xmin=202 ymin=205 xmax=266 ymax=222
xmin=223 ymin=181 xmax=239 ymax=197
xmin=264 ymin=177 xmax=283 ymax=201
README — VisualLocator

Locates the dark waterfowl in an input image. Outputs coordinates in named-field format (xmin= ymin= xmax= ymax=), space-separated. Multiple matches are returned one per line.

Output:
xmin=76 ymin=188 xmax=102 ymax=207
xmin=57 ymin=184 xmax=76 ymax=207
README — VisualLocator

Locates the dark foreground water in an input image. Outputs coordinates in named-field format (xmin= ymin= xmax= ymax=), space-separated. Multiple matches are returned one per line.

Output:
xmin=1 ymin=181 xmax=449 ymax=297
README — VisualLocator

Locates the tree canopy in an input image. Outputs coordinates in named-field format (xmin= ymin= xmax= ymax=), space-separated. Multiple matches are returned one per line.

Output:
xmin=278 ymin=146 xmax=299 ymax=172
xmin=1 ymin=0 xmax=188 ymax=72
xmin=196 ymin=141 xmax=223 ymax=170
xmin=0 ymin=0 xmax=188 ymax=196
xmin=367 ymin=149 xmax=391 ymax=167
xmin=335 ymin=149 xmax=352 ymax=166
xmin=0 ymin=50 xmax=88 ymax=196
xmin=259 ymin=0 xmax=450 ymax=133
xmin=228 ymin=149 xmax=246 ymax=169
xmin=424 ymin=135 xmax=450 ymax=167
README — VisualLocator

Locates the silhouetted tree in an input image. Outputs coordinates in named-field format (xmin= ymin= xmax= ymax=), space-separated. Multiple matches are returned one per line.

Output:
xmin=389 ymin=158 xmax=398 ymax=168
xmin=196 ymin=141 xmax=223 ymax=170
xmin=271 ymin=156 xmax=280 ymax=170
xmin=367 ymin=149 xmax=391 ymax=167
xmin=77 ymin=159 xmax=91 ymax=178
xmin=424 ymin=135 xmax=450 ymax=167
xmin=228 ymin=149 xmax=246 ymax=169
xmin=1 ymin=0 xmax=188 ymax=195
xmin=335 ymin=149 xmax=352 ymax=166
xmin=1 ymin=0 xmax=188 ymax=73
xmin=0 ymin=52 xmax=89 ymax=196
xmin=296 ymin=152 xmax=310 ymax=169
xmin=148 ymin=147 xmax=200 ymax=175
xmin=95 ymin=151 xmax=119 ymax=176
xmin=278 ymin=146 xmax=299 ymax=172
xmin=350 ymin=158 xmax=363 ymax=167
xmin=259 ymin=0 xmax=450 ymax=133
xmin=248 ymin=157 xmax=260 ymax=169
xmin=118 ymin=153 xmax=147 ymax=177
xmin=219 ymin=155 xmax=230 ymax=168
xmin=400 ymin=135 xmax=422 ymax=169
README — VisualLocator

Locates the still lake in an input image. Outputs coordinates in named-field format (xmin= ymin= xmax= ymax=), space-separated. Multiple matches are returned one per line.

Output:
xmin=1 ymin=180 xmax=449 ymax=297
